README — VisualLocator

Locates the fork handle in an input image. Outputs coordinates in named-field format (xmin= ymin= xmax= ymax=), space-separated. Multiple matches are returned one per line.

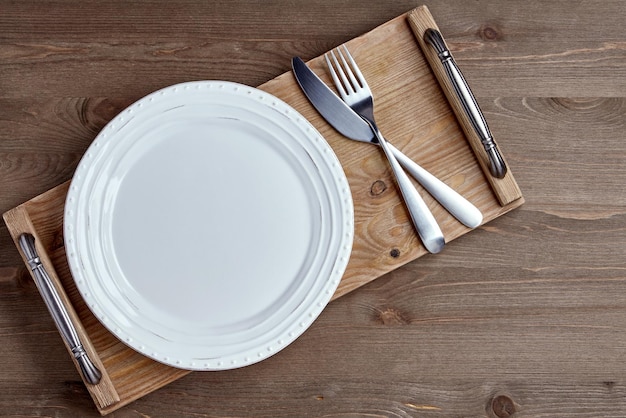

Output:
xmin=387 ymin=143 xmax=483 ymax=228
xmin=373 ymin=129 xmax=445 ymax=253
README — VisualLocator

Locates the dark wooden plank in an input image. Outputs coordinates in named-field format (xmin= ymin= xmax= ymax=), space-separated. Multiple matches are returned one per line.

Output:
xmin=482 ymin=96 xmax=626 ymax=213
xmin=0 ymin=0 xmax=418 ymax=41
xmin=1 ymin=1 xmax=625 ymax=98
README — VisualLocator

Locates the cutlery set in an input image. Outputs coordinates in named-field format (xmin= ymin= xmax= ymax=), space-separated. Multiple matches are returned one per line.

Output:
xmin=293 ymin=43 xmax=486 ymax=253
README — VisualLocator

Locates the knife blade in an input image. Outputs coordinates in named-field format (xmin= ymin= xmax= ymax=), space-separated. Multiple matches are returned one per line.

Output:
xmin=292 ymin=56 xmax=374 ymax=142
xmin=291 ymin=56 xmax=482 ymax=229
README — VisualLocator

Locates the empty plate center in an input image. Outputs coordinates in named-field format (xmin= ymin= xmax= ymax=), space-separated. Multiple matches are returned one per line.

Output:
xmin=110 ymin=119 xmax=316 ymax=327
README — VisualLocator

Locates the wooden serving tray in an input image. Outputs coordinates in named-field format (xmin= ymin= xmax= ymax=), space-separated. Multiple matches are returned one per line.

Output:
xmin=3 ymin=6 xmax=523 ymax=415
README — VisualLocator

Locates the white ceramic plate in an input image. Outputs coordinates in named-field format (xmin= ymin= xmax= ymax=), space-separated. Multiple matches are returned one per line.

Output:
xmin=64 ymin=81 xmax=353 ymax=370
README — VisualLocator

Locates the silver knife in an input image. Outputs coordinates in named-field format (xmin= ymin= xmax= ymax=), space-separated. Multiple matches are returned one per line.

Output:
xmin=291 ymin=57 xmax=482 ymax=229
xmin=19 ymin=233 xmax=102 ymax=385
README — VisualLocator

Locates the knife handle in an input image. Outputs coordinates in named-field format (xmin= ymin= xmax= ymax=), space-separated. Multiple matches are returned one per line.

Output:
xmin=387 ymin=143 xmax=483 ymax=228
xmin=18 ymin=234 xmax=102 ymax=385
xmin=372 ymin=129 xmax=445 ymax=254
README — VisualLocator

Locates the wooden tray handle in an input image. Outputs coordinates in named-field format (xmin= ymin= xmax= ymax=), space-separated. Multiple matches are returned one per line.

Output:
xmin=407 ymin=6 xmax=523 ymax=206
xmin=3 ymin=206 xmax=121 ymax=412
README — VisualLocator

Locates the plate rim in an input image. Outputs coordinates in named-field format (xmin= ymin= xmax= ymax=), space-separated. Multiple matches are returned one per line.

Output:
xmin=64 ymin=80 xmax=354 ymax=370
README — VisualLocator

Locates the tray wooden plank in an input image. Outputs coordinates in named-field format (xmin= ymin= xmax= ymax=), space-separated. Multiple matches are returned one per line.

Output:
xmin=3 ymin=6 xmax=523 ymax=415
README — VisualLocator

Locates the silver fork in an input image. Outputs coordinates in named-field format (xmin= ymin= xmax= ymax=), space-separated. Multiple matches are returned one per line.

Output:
xmin=325 ymin=46 xmax=445 ymax=254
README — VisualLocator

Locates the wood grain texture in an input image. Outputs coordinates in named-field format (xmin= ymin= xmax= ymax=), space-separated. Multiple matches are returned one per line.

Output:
xmin=1 ymin=0 xmax=626 ymax=417
xmin=2 ymin=11 xmax=523 ymax=413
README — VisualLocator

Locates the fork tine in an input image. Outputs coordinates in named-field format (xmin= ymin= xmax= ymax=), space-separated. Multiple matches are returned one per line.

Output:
xmin=324 ymin=52 xmax=348 ymax=99
xmin=328 ymin=49 xmax=353 ymax=96
xmin=336 ymin=45 xmax=363 ymax=92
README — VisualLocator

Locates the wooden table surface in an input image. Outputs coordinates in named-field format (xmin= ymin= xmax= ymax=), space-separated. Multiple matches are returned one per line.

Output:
xmin=1 ymin=1 xmax=625 ymax=416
